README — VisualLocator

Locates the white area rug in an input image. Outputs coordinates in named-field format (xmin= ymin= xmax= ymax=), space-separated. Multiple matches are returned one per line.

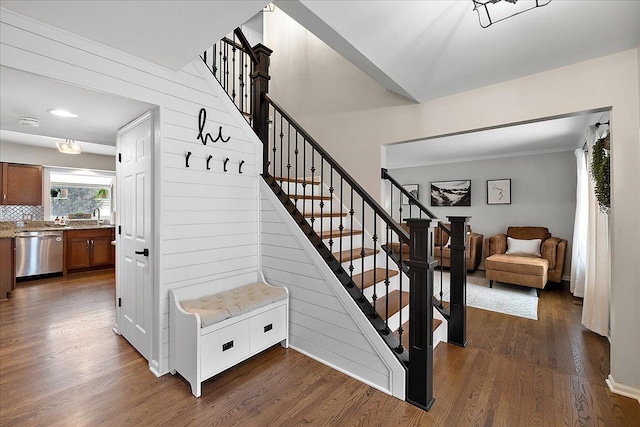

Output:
xmin=434 ymin=271 xmax=538 ymax=320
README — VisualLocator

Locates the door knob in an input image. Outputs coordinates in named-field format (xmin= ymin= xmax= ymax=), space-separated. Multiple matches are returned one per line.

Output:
xmin=135 ymin=248 xmax=149 ymax=256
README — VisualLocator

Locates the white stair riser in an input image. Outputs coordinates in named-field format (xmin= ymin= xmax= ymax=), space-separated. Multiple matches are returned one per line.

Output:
xmin=280 ymin=181 xmax=321 ymax=195
xmin=433 ymin=316 xmax=448 ymax=349
xmin=306 ymin=215 xmax=349 ymax=232
xmin=291 ymin=198 xmax=342 ymax=213
xmin=361 ymin=275 xmax=402 ymax=300
xmin=339 ymin=255 xmax=379 ymax=275
xmin=384 ymin=304 xmax=410 ymax=333
xmin=322 ymin=234 xmax=365 ymax=252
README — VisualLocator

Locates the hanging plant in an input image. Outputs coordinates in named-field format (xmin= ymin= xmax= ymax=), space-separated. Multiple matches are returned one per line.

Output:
xmin=590 ymin=134 xmax=610 ymax=214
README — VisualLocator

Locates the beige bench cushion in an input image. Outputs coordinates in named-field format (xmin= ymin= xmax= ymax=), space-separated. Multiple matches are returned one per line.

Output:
xmin=180 ymin=282 xmax=287 ymax=328
xmin=485 ymin=254 xmax=549 ymax=276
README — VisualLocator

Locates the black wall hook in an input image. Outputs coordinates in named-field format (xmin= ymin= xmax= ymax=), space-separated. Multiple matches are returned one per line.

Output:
xmin=206 ymin=155 xmax=213 ymax=170
xmin=239 ymin=160 xmax=245 ymax=174
xmin=223 ymin=157 xmax=230 ymax=172
xmin=595 ymin=120 xmax=610 ymax=128
xmin=213 ymin=126 xmax=231 ymax=143
xmin=185 ymin=151 xmax=192 ymax=168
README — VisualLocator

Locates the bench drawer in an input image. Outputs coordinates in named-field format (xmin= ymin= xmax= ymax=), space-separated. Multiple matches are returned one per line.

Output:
xmin=249 ymin=304 xmax=287 ymax=353
xmin=200 ymin=320 xmax=250 ymax=379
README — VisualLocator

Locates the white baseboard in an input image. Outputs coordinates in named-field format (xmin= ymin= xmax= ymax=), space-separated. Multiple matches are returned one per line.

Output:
xmin=605 ymin=374 xmax=640 ymax=403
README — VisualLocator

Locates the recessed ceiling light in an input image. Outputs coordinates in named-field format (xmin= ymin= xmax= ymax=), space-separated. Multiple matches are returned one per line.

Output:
xmin=19 ymin=116 xmax=40 ymax=126
xmin=47 ymin=109 xmax=78 ymax=118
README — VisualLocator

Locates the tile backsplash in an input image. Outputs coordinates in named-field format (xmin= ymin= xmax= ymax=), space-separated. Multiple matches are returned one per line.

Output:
xmin=0 ymin=205 xmax=44 ymax=221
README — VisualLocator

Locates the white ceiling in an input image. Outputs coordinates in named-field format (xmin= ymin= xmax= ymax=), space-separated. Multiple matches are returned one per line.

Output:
xmin=1 ymin=0 xmax=269 ymax=71
xmin=0 ymin=65 xmax=154 ymax=155
xmin=0 ymin=1 xmax=635 ymax=163
xmin=276 ymin=0 xmax=640 ymax=103
xmin=385 ymin=110 xmax=610 ymax=170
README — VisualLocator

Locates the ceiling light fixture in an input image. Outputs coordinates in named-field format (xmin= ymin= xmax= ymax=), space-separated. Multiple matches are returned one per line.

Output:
xmin=56 ymin=139 xmax=82 ymax=155
xmin=473 ymin=0 xmax=552 ymax=28
xmin=47 ymin=109 xmax=78 ymax=118
xmin=18 ymin=116 xmax=40 ymax=126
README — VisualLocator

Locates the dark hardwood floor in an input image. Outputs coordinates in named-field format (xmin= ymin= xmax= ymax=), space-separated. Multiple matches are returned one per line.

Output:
xmin=1 ymin=271 xmax=638 ymax=426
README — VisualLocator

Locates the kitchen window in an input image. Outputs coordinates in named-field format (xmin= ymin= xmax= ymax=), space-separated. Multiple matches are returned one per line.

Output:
xmin=47 ymin=169 xmax=115 ymax=222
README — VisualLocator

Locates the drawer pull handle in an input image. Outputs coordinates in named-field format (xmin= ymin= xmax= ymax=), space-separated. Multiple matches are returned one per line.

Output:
xmin=222 ymin=340 xmax=234 ymax=351
xmin=264 ymin=323 xmax=273 ymax=333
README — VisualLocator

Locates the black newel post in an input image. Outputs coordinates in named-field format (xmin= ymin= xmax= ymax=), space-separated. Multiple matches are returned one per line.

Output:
xmin=405 ymin=218 xmax=438 ymax=411
xmin=447 ymin=216 xmax=470 ymax=347
xmin=250 ymin=44 xmax=272 ymax=176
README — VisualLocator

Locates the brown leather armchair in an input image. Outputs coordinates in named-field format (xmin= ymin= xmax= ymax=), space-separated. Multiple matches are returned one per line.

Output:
xmin=390 ymin=222 xmax=483 ymax=272
xmin=484 ymin=226 xmax=567 ymax=291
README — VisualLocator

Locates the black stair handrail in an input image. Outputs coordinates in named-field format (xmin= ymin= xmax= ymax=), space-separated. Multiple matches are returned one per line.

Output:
xmin=381 ymin=168 xmax=450 ymax=234
xmin=264 ymin=95 xmax=409 ymax=242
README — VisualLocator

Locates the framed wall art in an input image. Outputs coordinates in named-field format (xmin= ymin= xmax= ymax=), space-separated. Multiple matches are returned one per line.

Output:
xmin=487 ymin=179 xmax=511 ymax=205
xmin=402 ymin=184 xmax=419 ymax=205
xmin=430 ymin=180 xmax=471 ymax=207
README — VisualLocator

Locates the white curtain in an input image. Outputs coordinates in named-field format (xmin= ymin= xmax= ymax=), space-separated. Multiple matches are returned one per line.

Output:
xmin=578 ymin=125 xmax=610 ymax=337
xmin=570 ymin=148 xmax=588 ymax=298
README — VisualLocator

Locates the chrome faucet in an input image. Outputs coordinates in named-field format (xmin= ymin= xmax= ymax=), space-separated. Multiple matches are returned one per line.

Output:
xmin=93 ymin=208 xmax=101 ymax=223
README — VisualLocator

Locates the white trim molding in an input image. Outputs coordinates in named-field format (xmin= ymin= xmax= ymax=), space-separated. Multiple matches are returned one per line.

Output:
xmin=605 ymin=374 xmax=640 ymax=404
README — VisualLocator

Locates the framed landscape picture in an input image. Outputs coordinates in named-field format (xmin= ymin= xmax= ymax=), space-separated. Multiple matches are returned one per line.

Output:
xmin=430 ymin=180 xmax=471 ymax=207
xmin=487 ymin=179 xmax=511 ymax=205
xmin=402 ymin=184 xmax=419 ymax=205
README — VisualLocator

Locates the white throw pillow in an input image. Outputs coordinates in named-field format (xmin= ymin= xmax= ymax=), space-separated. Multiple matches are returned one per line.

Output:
xmin=506 ymin=237 xmax=541 ymax=256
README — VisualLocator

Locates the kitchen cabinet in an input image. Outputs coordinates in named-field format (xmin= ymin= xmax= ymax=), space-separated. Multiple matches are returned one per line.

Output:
xmin=65 ymin=228 xmax=115 ymax=273
xmin=0 ymin=238 xmax=15 ymax=299
xmin=1 ymin=163 xmax=43 ymax=206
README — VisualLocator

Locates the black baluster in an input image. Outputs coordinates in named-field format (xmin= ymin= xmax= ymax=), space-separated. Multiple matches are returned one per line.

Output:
xmin=286 ymin=122 xmax=291 ymax=183
xmin=218 ymin=42 xmax=223 ymax=82
xmin=294 ymin=131 xmax=299 ymax=204
xmin=239 ymin=47 xmax=244 ymax=113
xmin=371 ymin=215 xmax=378 ymax=317
xmin=328 ymin=166 xmax=334 ymax=251
xmin=279 ymin=115 xmax=284 ymax=180
xmin=359 ymin=198 xmax=366 ymax=302
xmin=349 ymin=189 xmax=354 ymax=279
xmin=224 ymin=42 xmax=229 ymax=92
xmin=339 ymin=177 xmax=344 ymax=261
xmin=319 ymin=159 xmax=324 ymax=240
xmin=310 ymin=148 xmax=315 ymax=228
xmin=272 ymin=110 xmax=277 ymax=180
xmin=231 ymin=40 xmax=237 ymax=104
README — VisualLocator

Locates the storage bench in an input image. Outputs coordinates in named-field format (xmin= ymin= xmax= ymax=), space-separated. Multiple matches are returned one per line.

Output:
xmin=169 ymin=272 xmax=288 ymax=397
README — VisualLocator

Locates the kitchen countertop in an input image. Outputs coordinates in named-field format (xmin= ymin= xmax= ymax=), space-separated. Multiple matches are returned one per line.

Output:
xmin=0 ymin=221 xmax=114 ymax=239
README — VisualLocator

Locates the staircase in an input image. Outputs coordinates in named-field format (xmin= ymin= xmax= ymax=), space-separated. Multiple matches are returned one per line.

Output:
xmin=275 ymin=176 xmax=444 ymax=343
xmin=201 ymin=28 xmax=467 ymax=411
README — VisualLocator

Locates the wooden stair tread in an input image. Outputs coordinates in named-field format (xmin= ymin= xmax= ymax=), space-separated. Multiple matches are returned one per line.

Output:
xmin=333 ymin=247 xmax=379 ymax=262
xmin=399 ymin=319 xmax=443 ymax=350
xmin=303 ymin=211 xmax=347 ymax=218
xmin=318 ymin=229 xmax=363 ymax=239
xmin=352 ymin=268 xmax=399 ymax=289
xmin=276 ymin=176 xmax=319 ymax=185
xmin=376 ymin=290 xmax=410 ymax=318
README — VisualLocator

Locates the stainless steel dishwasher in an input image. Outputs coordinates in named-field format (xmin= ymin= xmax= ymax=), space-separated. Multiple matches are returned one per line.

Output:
xmin=15 ymin=231 xmax=64 ymax=278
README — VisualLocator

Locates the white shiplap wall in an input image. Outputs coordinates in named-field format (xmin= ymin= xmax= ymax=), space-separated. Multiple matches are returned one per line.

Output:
xmin=259 ymin=180 xmax=406 ymax=399
xmin=0 ymin=9 xmax=261 ymax=374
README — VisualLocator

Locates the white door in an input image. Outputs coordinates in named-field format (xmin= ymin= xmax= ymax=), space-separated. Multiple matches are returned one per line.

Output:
xmin=116 ymin=111 xmax=153 ymax=360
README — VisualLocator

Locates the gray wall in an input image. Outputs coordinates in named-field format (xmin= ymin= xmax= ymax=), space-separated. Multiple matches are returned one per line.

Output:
xmin=389 ymin=150 xmax=577 ymax=275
